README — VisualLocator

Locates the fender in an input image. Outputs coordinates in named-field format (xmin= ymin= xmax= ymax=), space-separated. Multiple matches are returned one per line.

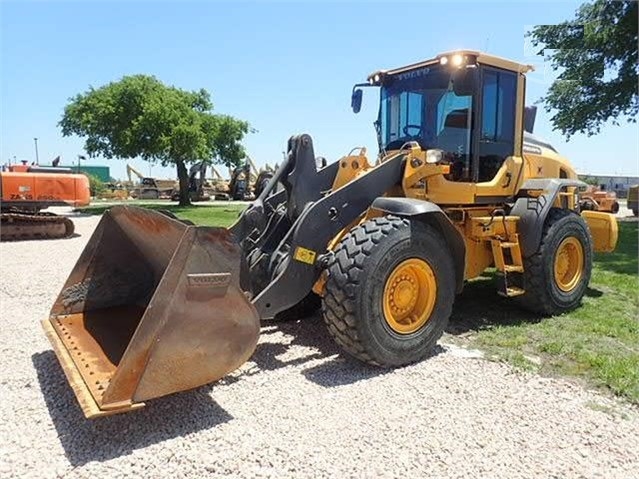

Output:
xmin=371 ymin=197 xmax=466 ymax=294
xmin=510 ymin=178 xmax=586 ymax=257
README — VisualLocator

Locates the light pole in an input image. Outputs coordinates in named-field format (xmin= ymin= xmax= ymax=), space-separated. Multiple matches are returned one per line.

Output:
xmin=33 ymin=138 xmax=39 ymax=165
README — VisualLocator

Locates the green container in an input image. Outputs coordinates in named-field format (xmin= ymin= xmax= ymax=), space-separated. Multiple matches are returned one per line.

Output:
xmin=61 ymin=165 xmax=111 ymax=183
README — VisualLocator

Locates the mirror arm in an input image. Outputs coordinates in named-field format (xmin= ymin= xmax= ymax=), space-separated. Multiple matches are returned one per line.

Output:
xmin=351 ymin=82 xmax=373 ymax=93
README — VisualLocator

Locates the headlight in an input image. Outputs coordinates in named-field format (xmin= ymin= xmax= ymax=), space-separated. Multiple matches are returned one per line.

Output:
xmin=426 ymin=149 xmax=443 ymax=164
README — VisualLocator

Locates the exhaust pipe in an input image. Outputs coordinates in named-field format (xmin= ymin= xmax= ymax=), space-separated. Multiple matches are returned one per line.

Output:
xmin=42 ymin=206 xmax=260 ymax=418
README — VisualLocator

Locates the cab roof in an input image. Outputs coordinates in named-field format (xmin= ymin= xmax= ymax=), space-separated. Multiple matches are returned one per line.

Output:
xmin=367 ymin=50 xmax=534 ymax=82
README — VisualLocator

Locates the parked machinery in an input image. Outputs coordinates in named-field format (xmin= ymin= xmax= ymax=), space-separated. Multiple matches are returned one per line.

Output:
xmin=170 ymin=162 xmax=211 ymax=202
xmin=628 ymin=185 xmax=639 ymax=217
xmin=126 ymin=164 xmax=176 ymax=199
xmin=1 ymin=164 xmax=90 ymax=240
xmin=42 ymin=50 xmax=617 ymax=417
xmin=579 ymin=185 xmax=620 ymax=214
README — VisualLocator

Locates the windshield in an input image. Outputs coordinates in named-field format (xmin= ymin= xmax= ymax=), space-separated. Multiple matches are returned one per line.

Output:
xmin=378 ymin=65 xmax=473 ymax=160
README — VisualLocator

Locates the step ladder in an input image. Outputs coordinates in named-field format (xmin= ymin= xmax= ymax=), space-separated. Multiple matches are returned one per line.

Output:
xmin=491 ymin=235 xmax=525 ymax=297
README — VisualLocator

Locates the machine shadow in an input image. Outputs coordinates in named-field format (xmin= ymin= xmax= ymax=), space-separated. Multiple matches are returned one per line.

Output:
xmin=32 ymin=351 xmax=233 ymax=467
xmin=446 ymin=274 xmax=606 ymax=335
xmin=446 ymin=274 xmax=539 ymax=335
xmin=238 ymin=313 xmax=446 ymax=388
xmin=225 ymin=314 xmax=397 ymax=388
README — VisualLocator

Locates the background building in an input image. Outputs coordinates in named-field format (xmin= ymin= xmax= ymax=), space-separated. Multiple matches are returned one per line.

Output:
xmin=578 ymin=174 xmax=639 ymax=198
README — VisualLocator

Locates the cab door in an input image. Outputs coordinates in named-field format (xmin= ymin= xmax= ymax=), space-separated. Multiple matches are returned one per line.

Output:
xmin=474 ymin=66 xmax=525 ymax=200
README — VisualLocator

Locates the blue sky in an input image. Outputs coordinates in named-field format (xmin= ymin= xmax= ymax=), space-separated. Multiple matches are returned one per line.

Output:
xmin=1 ymin=1 xmax=637 ymax=180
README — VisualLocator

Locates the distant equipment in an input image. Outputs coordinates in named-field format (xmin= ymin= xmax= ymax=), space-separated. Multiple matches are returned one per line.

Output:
xmin=0 ymin=164 xmax=90 ymax=240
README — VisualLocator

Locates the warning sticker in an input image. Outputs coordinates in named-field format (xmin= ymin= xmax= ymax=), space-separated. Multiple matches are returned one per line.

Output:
xmin=293 ymin=247 xmax=317 ymax=265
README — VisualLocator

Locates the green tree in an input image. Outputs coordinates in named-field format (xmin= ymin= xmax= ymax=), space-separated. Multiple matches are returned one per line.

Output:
xmin=60 ymin=75 xmax=249 ymax=205
xmin=528 ymin=0 xmax=638 ymax=138
xmin=85 ymin=173 xmax=105 ymax=197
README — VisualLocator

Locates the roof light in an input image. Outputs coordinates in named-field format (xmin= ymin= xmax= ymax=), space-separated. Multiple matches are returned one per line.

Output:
xmin=451 ymin=54 xmax=464 ymax=67
xmin=374 ymin=74 xmax=381 ymax=83
xmin=440 ymin=56 xmax=448 ymax=65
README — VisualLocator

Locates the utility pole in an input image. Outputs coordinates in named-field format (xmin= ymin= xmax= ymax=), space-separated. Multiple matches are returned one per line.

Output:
xmin=33 ymin=138 xmax=39 ymax=165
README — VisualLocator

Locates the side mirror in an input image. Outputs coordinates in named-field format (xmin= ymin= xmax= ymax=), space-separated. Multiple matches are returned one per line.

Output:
xmin=351 ymin=88 xmax=363 ymax=114
xmin=524 ymin=106 xmax=537 ymax=133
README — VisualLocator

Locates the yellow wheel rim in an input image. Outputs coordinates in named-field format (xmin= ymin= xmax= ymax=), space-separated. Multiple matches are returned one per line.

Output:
xmin=553 ymin=237 xmax=584 ymax=292
xmin=383 ymin=258 xmax=437 ymax=335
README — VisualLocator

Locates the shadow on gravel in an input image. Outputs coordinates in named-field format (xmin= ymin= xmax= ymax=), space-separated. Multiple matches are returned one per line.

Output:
xmin=221 ymin=314 xmax=393 ymax=388
xmin=446 ymin=274 xmax=540 ymax=335
xmin=302 ymin=344 xmax=446 ymax=387
xmin=32 ymin=351 xmax=233 ymax=467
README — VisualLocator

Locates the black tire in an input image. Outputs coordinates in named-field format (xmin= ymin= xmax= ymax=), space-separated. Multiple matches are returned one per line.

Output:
xmin=519 ymin=208 xmax=593 ymax=316
xmin=610 ymin=201 xmax=620 ymax=214
xmin=322 ymin=215 xmax=456 ymax=367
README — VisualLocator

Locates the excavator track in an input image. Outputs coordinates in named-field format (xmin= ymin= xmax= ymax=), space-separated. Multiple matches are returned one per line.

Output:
xmin=1 ymin=211 xmax=75 ymax=241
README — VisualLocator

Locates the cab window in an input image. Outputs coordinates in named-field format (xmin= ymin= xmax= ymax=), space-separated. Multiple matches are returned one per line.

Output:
xmin=478 ymin=68 xmax=517 ymax=182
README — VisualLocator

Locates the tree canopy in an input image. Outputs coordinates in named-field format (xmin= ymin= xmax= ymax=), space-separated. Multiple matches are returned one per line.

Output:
xmin=60 ymin=74 xmax=249 ymax=204
xmin=528 ymin=0 xmax=638 ymax=138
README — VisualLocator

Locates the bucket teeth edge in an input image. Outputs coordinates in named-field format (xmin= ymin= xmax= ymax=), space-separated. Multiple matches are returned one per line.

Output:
xmin=41 ymin=319 xmax=145 ymax=418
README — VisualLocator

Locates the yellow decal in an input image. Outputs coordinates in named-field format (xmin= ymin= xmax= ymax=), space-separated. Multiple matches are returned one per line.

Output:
xmin=293 ymin=246 xmax=316 ymax=265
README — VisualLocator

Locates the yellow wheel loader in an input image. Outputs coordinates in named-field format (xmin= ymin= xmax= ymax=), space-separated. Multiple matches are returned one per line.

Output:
xmin=42 ymin=50 xmax=618 ymax=418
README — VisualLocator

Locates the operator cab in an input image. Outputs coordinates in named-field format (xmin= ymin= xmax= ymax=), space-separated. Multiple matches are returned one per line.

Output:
xmin=352 ymin=51 xmax=533 ymax=185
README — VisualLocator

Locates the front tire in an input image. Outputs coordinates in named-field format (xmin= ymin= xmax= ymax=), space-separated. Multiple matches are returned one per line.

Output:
xmin=322 ymin=216 xmax=456 ymax=367
xmin=519 ymin=208 xmax=593 ymax=315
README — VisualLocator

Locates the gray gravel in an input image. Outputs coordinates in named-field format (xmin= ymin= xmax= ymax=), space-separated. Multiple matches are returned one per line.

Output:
xmin=1 ymin=211 xmax=638 ymax=479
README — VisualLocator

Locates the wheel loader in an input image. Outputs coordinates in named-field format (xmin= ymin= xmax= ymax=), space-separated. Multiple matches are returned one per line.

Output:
xmin=42 ymin=50 xmax=618 ymax=418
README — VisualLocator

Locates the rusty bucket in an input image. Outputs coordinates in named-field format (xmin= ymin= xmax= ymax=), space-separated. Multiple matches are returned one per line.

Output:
xmin=42 ymin=206 xmax=260 ymax=418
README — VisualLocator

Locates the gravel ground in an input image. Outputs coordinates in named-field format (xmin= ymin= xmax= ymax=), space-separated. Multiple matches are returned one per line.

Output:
xmin=1 ymin=211 xmax=638 ymax=479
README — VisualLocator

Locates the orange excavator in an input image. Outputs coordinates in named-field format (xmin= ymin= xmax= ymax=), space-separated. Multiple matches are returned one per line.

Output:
xmin=1 ymin=163 xmax=91 ymax=241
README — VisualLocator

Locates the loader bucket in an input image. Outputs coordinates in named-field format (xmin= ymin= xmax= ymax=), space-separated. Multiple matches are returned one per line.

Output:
xmin=42 ymin=206 xmax=260 ymax=418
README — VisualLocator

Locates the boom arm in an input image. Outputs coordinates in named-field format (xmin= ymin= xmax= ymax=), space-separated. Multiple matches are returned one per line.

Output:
xmin=126 ymin=164 xmax=145 ymax=183
xmin=211 ymin=166 xmax=224 ymax=180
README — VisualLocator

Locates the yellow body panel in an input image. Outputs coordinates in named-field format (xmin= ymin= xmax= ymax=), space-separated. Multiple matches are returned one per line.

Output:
xmin=581 ymin=210 xmax=618 ymax=253
xmin=331 ymin=148 xmax=371 ymax=191
xmin=460 ymin=236 xmax=494 ymax=279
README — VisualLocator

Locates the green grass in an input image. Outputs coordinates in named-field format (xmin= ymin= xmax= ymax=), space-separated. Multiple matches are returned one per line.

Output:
xmin=447 ymin=221 xmax=639 ymax=404
xmin=77 ymin=202 xmax=247 ymax=227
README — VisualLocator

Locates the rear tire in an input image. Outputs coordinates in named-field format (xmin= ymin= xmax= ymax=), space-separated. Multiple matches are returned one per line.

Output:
xmin=519 ymin=208 xmax=593 ymax=315
xmin=322 ymin=215 xmax=455 ymax=367
xmin=611 ymin=201 xmax=620 ymax=214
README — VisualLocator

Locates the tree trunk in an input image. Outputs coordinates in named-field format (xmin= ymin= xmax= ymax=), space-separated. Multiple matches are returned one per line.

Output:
xmin=176 ymin=160 xmax=191 ymax=207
